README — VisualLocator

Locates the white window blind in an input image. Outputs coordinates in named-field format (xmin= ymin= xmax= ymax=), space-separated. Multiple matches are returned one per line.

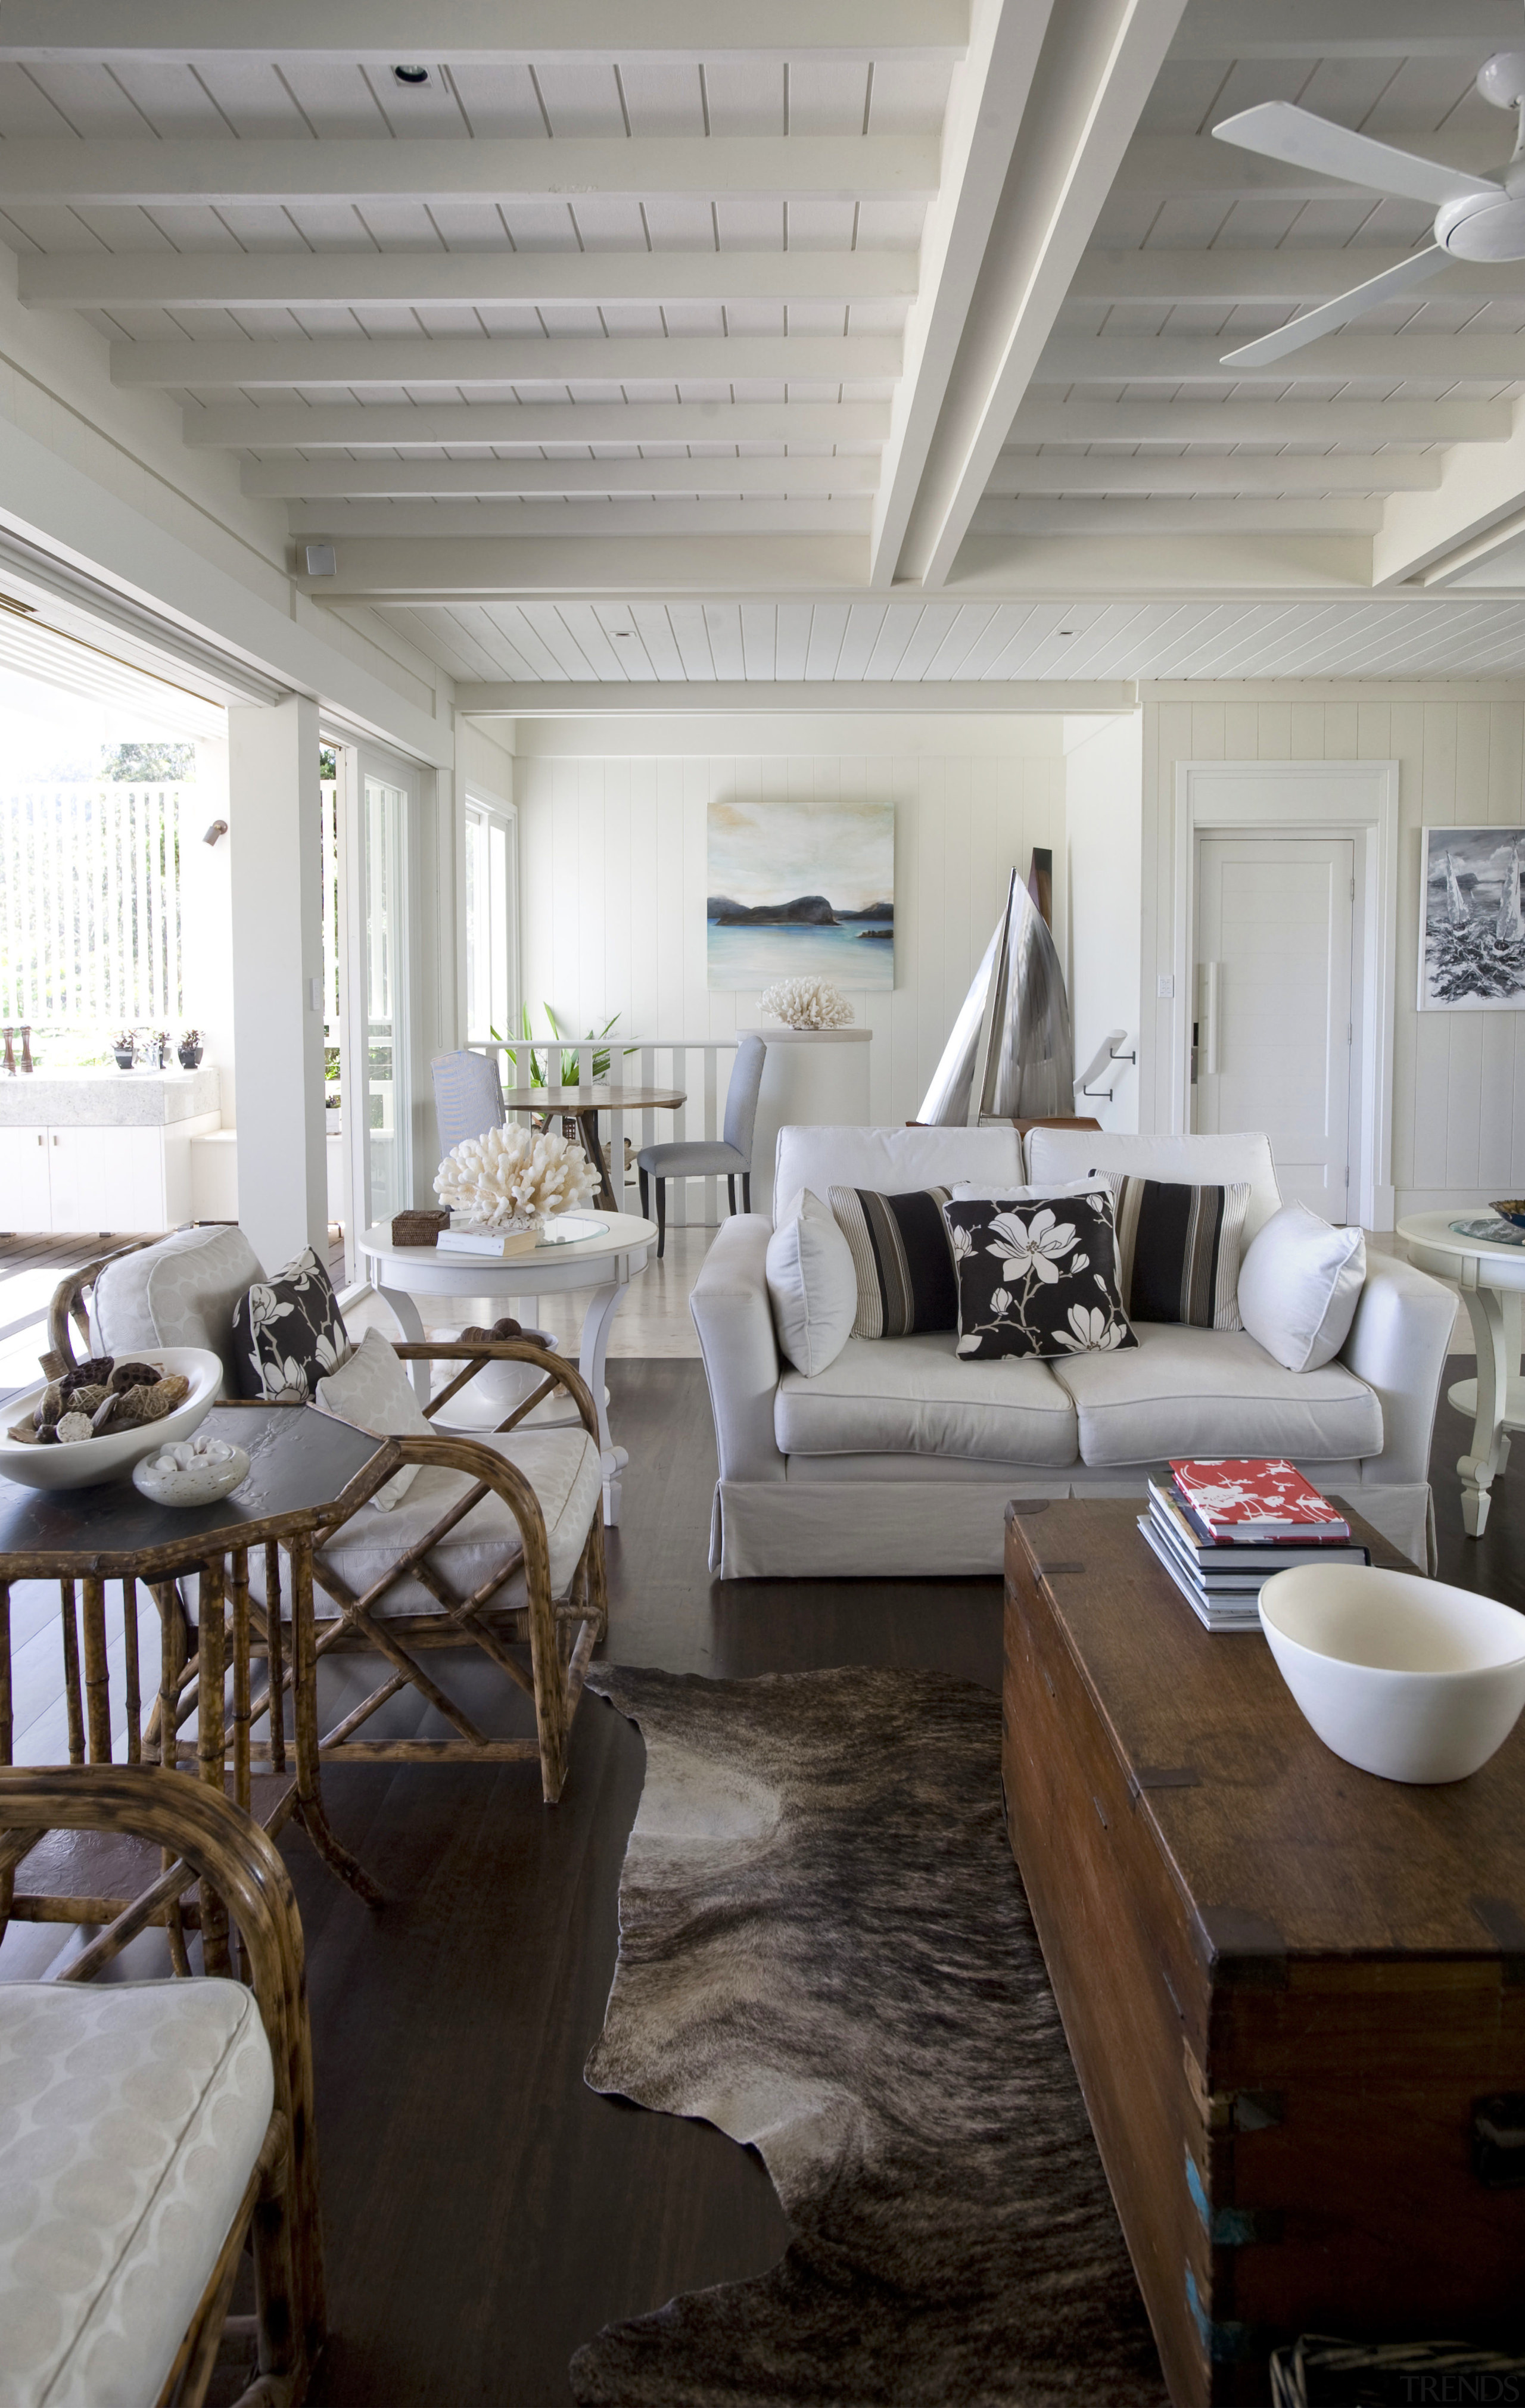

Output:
xmin=0 ymin=783 xmax=185 ymax=1024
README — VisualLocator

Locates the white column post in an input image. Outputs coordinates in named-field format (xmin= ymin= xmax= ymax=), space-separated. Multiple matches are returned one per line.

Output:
xmin=228 ymin=695 xmax=327 ymax=1270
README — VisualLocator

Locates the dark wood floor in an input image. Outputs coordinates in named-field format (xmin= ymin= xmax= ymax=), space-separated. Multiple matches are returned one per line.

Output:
xmin=278 ymin=1356 xmax=1521 ymax=2407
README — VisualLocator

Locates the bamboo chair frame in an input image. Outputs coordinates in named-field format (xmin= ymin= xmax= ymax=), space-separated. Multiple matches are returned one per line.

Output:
xmin=0 ymin=1764 xmax=325 ymax=2408
xmin=46 ymin=1256 xmax=608 ymax=1808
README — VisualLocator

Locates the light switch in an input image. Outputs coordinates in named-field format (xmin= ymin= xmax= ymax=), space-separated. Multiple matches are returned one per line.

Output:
xmin=308 ymin=977 xmax=322 ymax=1011
xmin=1156 ymin=973 xmax=1174 ymax=999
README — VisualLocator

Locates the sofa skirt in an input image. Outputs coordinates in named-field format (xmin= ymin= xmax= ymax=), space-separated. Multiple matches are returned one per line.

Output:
xmin=710 ymin=1469 xmax=1433 ymax=1580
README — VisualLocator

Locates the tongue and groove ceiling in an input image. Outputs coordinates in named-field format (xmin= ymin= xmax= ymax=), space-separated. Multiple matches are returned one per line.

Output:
xmin=7 ymin=2 xmax=1525 ymax=689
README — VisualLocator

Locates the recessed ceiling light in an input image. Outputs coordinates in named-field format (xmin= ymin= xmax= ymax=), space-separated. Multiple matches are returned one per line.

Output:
xmin=391 ymin=64 xmax=432 ymax=86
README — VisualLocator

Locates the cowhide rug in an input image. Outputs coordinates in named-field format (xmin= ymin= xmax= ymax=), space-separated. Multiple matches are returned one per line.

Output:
xmin=571 ymin=1664 xmax=1168 ymax=2408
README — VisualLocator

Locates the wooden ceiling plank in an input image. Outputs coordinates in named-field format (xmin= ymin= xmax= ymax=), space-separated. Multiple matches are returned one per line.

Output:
xmin=0 ymin=133 xmax=939 ymax=206
xmin=185 ymin=398 xmax=891 ymax=444
xmin=116 ymin=332 xmax=902 ymax=385
xmin=991 ymin=453 xmax=1441 ymax=493
xmin=244 ymin=453 xmax=882 ymax=494
xmin=1011 ymin=397 xmax=1510 ymax=441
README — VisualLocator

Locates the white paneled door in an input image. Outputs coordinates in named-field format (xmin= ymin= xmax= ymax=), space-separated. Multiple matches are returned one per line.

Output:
xmin=1194 ymin=837 xmax=1355 ymax=1222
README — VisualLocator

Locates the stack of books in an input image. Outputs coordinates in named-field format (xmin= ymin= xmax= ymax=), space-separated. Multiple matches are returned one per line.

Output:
xmin=1138 ymin=1458 xmax=1370 ymax=1632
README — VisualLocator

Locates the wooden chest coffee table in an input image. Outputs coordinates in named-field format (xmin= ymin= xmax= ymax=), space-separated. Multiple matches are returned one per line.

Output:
xmin=1003 ymin=1497 xmax=1525 ymax=2408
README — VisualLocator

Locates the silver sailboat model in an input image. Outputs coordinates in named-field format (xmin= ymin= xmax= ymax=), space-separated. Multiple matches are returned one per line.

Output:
xmin=917 ymin=866 xmax=1075 ymax=1125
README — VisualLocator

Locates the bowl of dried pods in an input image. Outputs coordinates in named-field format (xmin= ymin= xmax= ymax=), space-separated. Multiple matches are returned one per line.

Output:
xmin=0 ymin=1348 xmax=222 ymax=1490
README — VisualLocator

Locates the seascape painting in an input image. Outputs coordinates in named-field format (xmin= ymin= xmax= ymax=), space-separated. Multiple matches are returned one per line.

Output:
xmin=707 ymin=793 xmax=894 ymax=990
xmin=1419 ymin=825 xmax=1525 ymax=1010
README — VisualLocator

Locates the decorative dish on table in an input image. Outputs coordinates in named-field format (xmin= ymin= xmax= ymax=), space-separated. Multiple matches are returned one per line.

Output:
xmin=0 ymin=1347 xmax=222 ymax=1491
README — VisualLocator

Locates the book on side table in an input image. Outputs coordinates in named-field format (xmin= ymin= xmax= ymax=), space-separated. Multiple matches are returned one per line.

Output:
xmin=1138 ymin=1459 xmax=1370 ymax=1633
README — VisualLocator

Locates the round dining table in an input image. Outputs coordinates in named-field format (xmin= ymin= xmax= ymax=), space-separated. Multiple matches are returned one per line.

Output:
xmin=499 ymin=1084 xmax=684 ymax=1212
xmin=1397 ymin=1208 xmax=1525 ymax=1538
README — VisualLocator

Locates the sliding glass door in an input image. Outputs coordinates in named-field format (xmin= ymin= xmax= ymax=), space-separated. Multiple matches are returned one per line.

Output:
xmin=337 ymin=743 xmax=418 ymax=1253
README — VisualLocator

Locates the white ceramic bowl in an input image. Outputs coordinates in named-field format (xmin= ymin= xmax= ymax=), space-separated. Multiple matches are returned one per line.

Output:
xmin=1259 ymin=1563 xmax=1525 ymax=1784
xmin=0 ymin=1348 xmax=223 ymax=1492
xmin=132 ymin=1438 xmax=250 ymax=1508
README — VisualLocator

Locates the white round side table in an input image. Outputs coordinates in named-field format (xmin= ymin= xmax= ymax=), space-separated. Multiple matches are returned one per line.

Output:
xmin=356 ymin=1213 xmax=657 ymax=1525
xmin=1396 ymin=1209 xmax=1525 ymax=1538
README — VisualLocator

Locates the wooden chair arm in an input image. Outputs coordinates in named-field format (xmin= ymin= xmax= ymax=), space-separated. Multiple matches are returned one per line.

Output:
xmin=46 ymin=1238 xmax=155 ymax=1370
xmin=391 ymin=1337 xmax=600 ymax=1445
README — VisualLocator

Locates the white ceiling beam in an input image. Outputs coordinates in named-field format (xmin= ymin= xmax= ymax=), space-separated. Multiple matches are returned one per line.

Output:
xmin=1072 ymin=250 xmax=1525 ymax=304
xmin=1040 ymin=332 xmax=1525 ymax=380
xmin=116 ymin=334 xmax=901 ymax=388
xmin=975 ymin=495 xmax=1384 ymax=532
xmin=0 ymin=2 xmax=970 ymax=61
xmin=991 ymin=452 xmax=1440 ymax=492
xmin=1116 ymin=131 xmax=1501 ymax=199
xmin=868 ymin=0 xmax=1059 ymax=587
xmin=1012 ymin=398 xmax=1511 ymax=443
xmin=185 ymin=400 xmax=891 ymax=448
xmin=950 ymin=529 xmax=1372 ymax=591
xmin=295 ymin=532 xmax=870 ymax=594
xmin=23 ymin=251 xmax=917 ymax=313
xmin=457 ymin=680 xmax=1137 ymax=712
xmin=288 ymin=498 xmax=871 ymax=535
xmin=250 ymin=454 xmax=880 ymax=496
xmin=1374 ymin=404 xmax=1525 ymax=585
xmin=0 ymin=136 xmax=936 ymax=208
xmin=1171 ymin=2 xmax=1521 ymax=58
xmin=899 ymin=0 xmax=1191 ymax=589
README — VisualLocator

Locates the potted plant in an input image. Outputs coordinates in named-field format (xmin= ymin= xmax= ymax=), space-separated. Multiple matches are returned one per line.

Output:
xmin=178 ymin=1029 xmax=204 ymax=1068
xmin=111 ymin=1028 xmax=135 ymax=1070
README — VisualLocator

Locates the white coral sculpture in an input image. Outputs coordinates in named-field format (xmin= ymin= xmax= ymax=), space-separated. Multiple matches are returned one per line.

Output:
xmin=434 ymin=1122 xmax=597 ymax=1228
xmin=758 ymin=977 xmax=855 ymax=1031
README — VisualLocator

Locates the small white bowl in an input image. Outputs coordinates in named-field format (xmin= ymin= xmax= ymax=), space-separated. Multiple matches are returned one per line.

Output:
xmin=1259 ymin=1563 xmax=1525 ymax=1784
xmin=132 ymin=1437 xmax=250 ymax=1508
xmin=0 ymin=1348 xmax=222 ymax=1492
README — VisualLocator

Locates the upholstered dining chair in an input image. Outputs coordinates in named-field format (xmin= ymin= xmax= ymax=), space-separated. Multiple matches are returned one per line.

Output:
xmin=637 ymin=1032 xmax=766 ymax=1258
xmin=430 ymin=1046 xmax=505 ymax=1159
xmin=46 ymin=1230 xmax=608 ymax=1805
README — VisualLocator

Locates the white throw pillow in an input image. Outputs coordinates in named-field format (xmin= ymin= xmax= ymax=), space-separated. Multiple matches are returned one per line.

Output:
xmin=765 ymin=1189 xmax=857 ymax=1378
xmin=1237 ymin=1202 xmax=1366 ymax=1373
xmin=315 ymin=1323 xmax=435 ymax=1509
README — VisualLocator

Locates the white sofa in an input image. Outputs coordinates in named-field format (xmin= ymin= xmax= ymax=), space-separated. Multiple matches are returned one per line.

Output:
xmin=689 ymin=1123 xmax=1455 ymax=1578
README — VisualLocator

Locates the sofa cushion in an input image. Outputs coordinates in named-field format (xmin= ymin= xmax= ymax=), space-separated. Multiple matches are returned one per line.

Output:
xmin=775 ymin=1331 xmax=1078 ymax=1467
xmin=1027 ymin=1129 xmax=1282 ymax=1242
xmin=1048 ymin=1321 xmax=1383 ymax=1466
xmin=945 ymin=1189 xmax=1135 ymax=1362
xmin=766 ymin=1191 xmax=857 ymax=1375
xmin=306 ymin=1425 xmax=602 ymax=1609
xmin=1238 ymin=1201 xmax=1366 ymax=1371
xmin=774 ymin=1124 xmax=1023 ymax=1225
xmin=90 ymin=1225 xmax=266 ymax=1395
xmin=316 ymin=1324 xmax=434 ymax=1509
xmin=0 ymin=1977 xmax=273 ymax=2408
xmin=1110 ymin=1176 xmax=1249 ymax=1331
xmin=232 ymin=1245 xmax=350 ymax=1401
xmin=828 ymin=1184 xmax=956 ymax=1337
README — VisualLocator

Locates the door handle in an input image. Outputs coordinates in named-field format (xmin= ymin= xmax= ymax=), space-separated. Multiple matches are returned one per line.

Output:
xmin=1203 ymin=961 xmax=1221 ymax=1077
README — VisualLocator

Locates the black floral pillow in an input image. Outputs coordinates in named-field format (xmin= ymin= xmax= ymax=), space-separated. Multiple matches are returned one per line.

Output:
xmin=232 ymin=1247 xmax=351 ymax=1400
xmin=942 ymin=1191 xmax=1137 ymax=1362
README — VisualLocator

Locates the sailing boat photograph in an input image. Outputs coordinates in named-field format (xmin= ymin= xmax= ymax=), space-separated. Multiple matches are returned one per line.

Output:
xmin=1420 ymin=825 xmax=1525 ymax=1010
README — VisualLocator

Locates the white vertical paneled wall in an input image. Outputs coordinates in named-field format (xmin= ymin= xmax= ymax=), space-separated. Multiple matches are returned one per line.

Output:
xmin=1065 ymin=714 xmax=1143 ymax=1134
xmin=1140 ymin=689 xmax=1525 ymax=1219
xmin=509 ymin=717 xmax=1068 ymax=1129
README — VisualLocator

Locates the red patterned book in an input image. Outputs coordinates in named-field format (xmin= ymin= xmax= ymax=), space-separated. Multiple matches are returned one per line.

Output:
xmin=1169 ymin=1459 xmax=1351 ymax=1543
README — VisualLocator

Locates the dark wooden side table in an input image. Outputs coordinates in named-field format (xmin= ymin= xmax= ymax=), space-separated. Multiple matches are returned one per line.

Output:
xmin=1003 ymin=1496 xmax=1525 ymax=2408
xmin=0 ymin=1404 xmax=387 ymax=1975
xmin=499 ymin=1082 xmax=685 ymax=1210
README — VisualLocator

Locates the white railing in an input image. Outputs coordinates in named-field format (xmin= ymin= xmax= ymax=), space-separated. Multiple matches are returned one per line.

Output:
xmin=0 ymin=783 xmax=186 ymax=1025
xmin=468 ymin=1035 xmax=745 ymax=1227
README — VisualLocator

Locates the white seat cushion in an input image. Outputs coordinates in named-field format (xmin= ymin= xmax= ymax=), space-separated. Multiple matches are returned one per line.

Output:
xmin=91 ymin=1226 xmax=266 ymax=1395
xmin=0 ymin=1978 xmax=273 ymax=2408
xmin=1048 ymin=1322 xmax=1383 ymax=1466
xmin=638 ymin=1141 xmax=745 ymax=1177
xmin=1026 ymin=1129 xmax=1283 ymax=1243
xmin=775 ymin=1331 xmax=1078 ymax=1467
xmin=310 ymin=1426 xmax=603 ymax=1609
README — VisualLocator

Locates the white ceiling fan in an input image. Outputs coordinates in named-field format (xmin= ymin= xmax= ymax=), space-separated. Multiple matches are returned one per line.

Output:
xmin=1210 ymin=48 xmax=1525 ymax=367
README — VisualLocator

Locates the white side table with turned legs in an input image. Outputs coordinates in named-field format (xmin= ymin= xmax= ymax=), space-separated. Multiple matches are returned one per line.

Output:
xmin=355 ymin=1213 xmax=656 ymax=1525
xmin=1396 ymin=1210 xmax=1525 ymax=1538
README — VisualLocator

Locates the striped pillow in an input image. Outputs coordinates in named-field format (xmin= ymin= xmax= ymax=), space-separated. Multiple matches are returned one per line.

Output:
xmin=1107 ymin=1176 xmax=1249 ymax=1331
xmin=827 ymin=1185 xmax=956 ymax=1339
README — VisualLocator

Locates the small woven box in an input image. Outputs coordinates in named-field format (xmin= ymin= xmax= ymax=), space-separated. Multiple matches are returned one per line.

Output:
xmin=390 ymin=1208 xmax=449 ymax=1247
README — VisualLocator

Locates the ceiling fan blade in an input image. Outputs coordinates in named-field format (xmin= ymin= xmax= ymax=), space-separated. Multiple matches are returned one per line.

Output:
xmin=1219 ymin=246 xmax=1449 ymax=367
xmin=1212 ymin=101 xmax=1500 ymax=208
